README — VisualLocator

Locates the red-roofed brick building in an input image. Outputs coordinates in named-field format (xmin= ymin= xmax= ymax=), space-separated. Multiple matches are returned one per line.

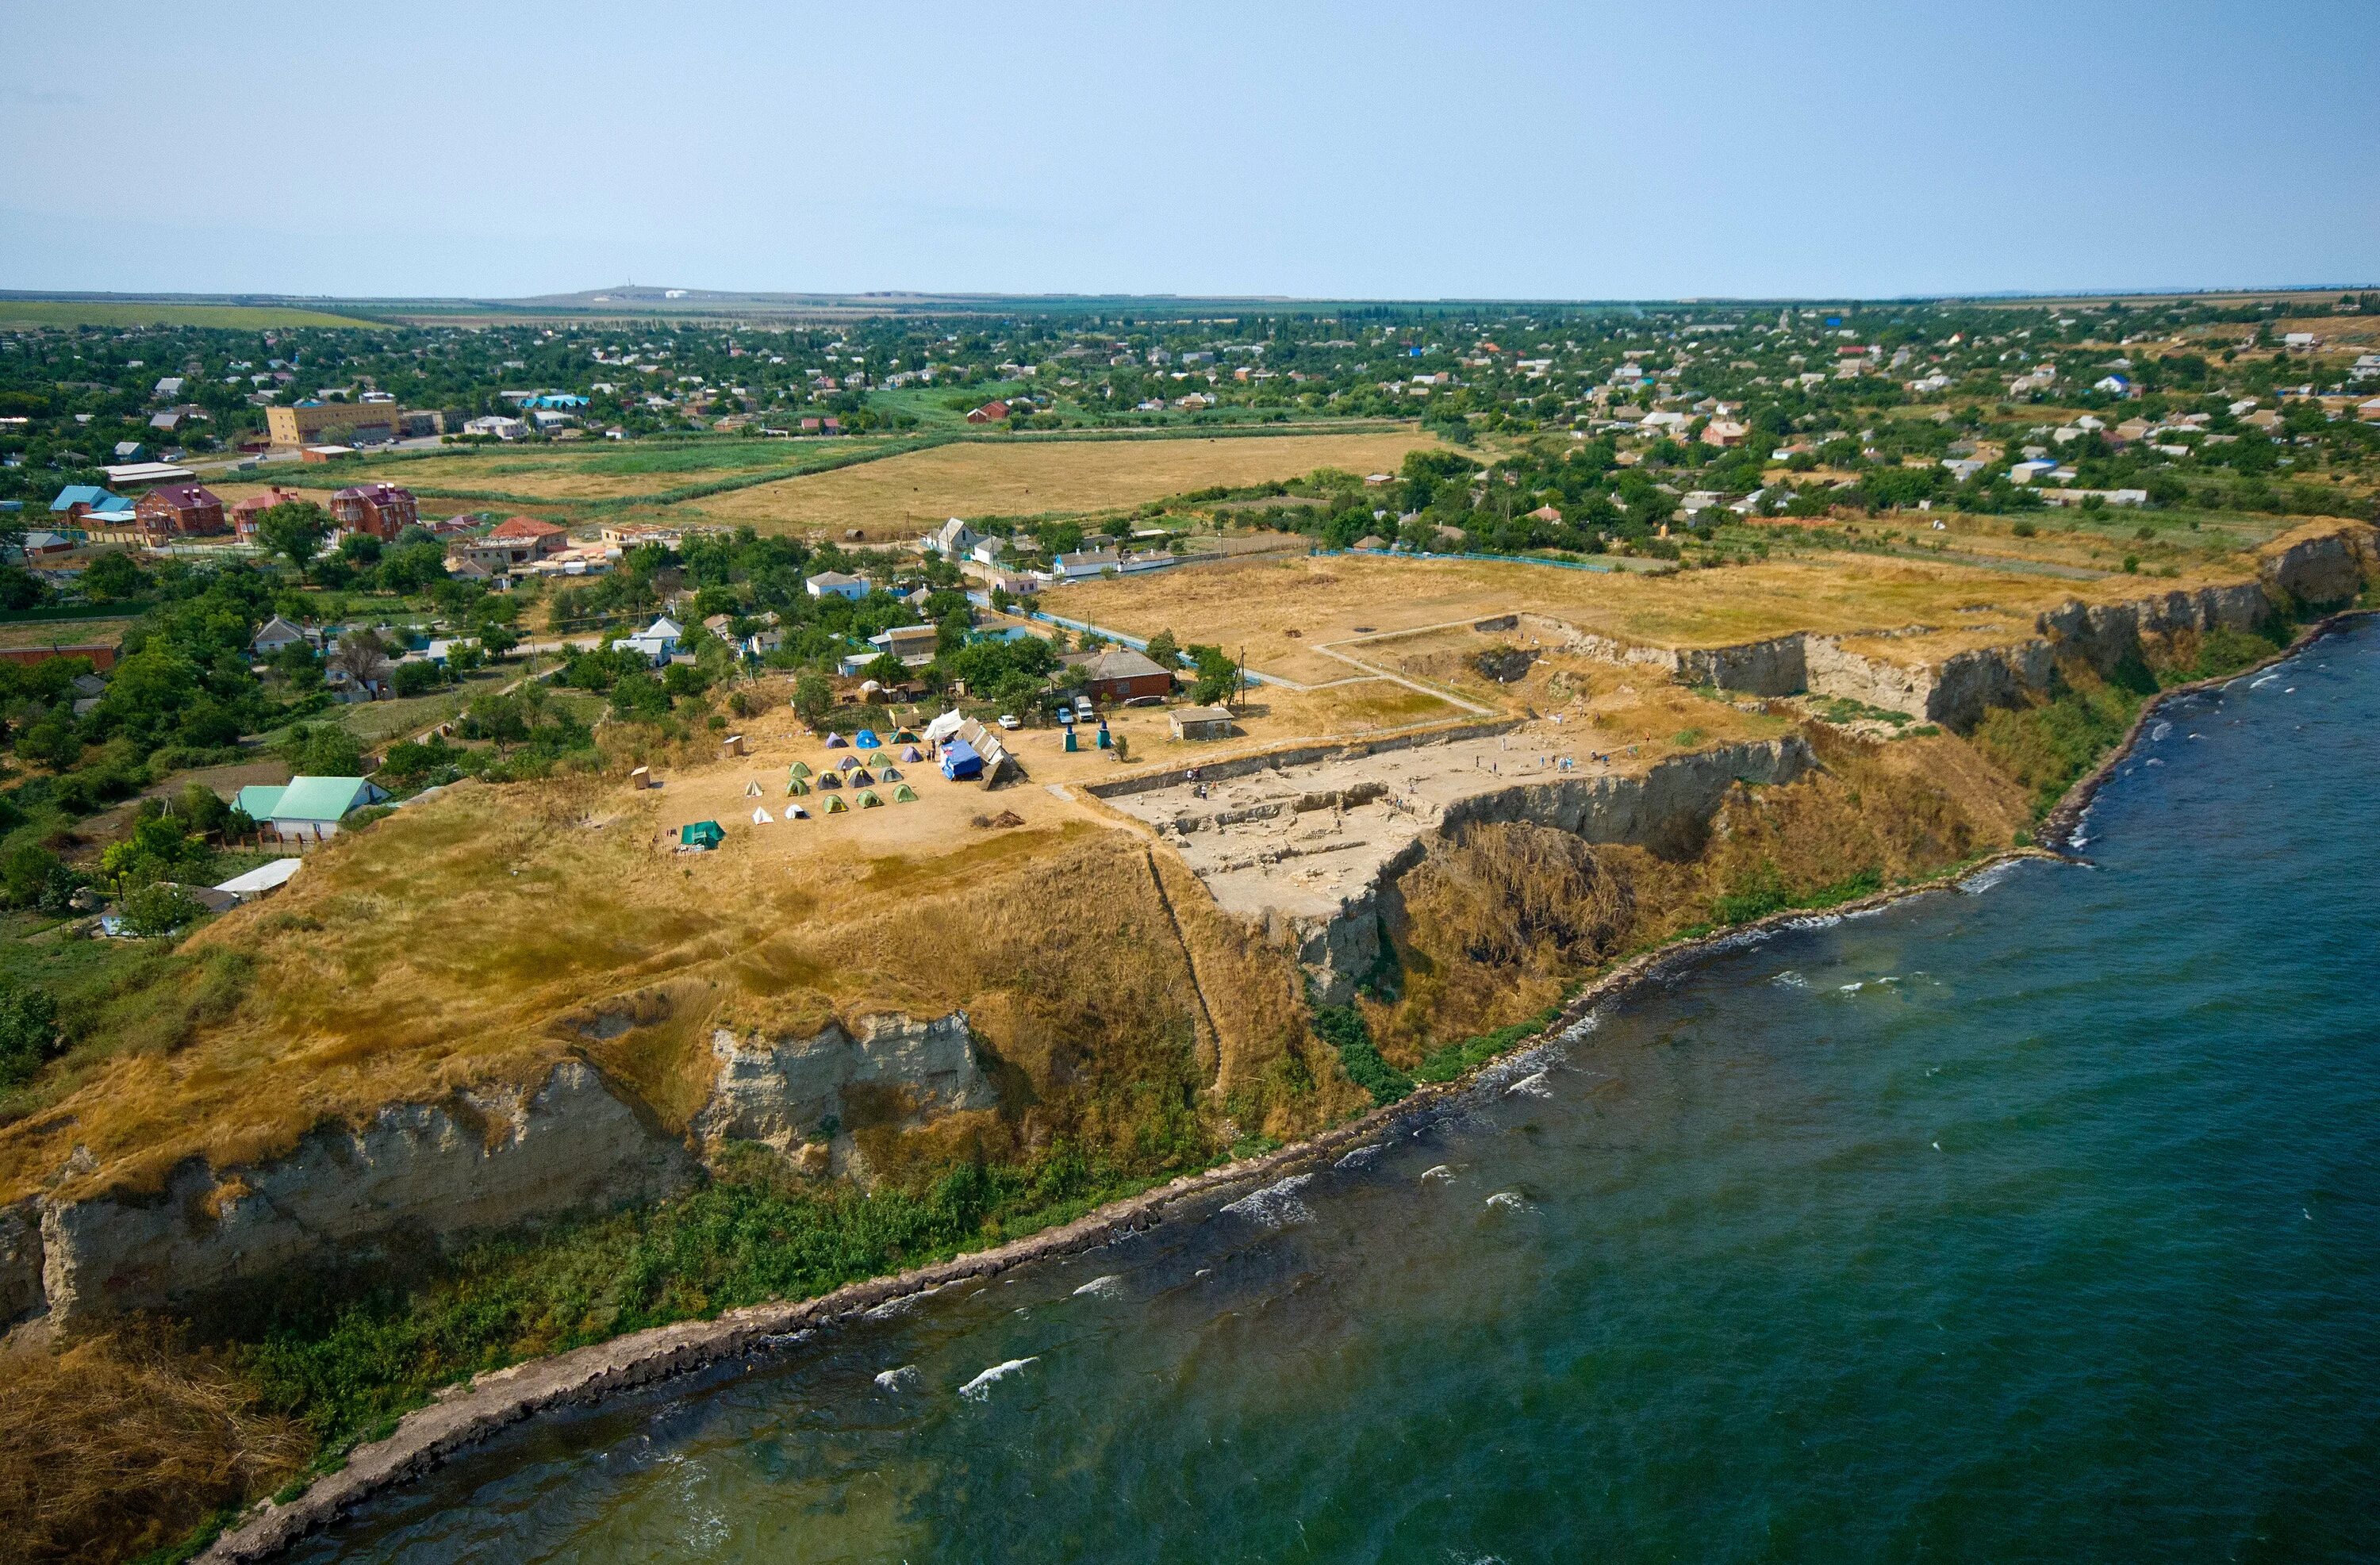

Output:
xmin=232 ymin=486 xmax=301 ymax=541
xmin=330 ymin=482 xmax=420 ymax=541
xmin=132 ymin=482 xmax=226 ymax=543
xmin=447 ymin=514 xmax=570 ymax=573
xmin=964 ymin=400 xmax=1010 ymax=424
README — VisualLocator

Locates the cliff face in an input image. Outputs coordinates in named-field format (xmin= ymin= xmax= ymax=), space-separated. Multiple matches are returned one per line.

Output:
xmin=2262 ymin=523 xmax=2376 ymax=608
xmin=26 ymin=1061 xmax=697 ymax=1333
xmin=3 ymin=1012 xmax=1004 ymax=1335
xmin=1296 ymin=738 xmax=1814 ymax=1003
xmin=1534 ymin=573 xmax=2319 ymax=733
xmin=694 ymin=1011 xmax=994 ymax=1159
xmin=0 ymin=1199 xmax=40 ymax=1325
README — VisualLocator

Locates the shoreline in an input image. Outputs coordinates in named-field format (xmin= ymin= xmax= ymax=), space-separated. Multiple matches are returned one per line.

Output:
xmin=200 ymin=612 xmax=2373 ymax=1563
xmin=2036 ymin=605 xmax=2372 ymax=850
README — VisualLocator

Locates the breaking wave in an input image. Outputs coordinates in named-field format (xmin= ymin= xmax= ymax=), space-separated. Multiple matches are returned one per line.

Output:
xmin=958 ymin=1357 xmax=1038 ymax=1401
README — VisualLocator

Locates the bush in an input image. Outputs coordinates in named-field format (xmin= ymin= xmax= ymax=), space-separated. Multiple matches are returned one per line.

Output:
xmin=0 ymin=974 xmax=60 ymax=1088
xmin=390 ymin=661 xmax=445 ymax=698
xmin=1311 ymin=1003 xmax=1410 ymax=1105
xmin=119 ymin=883 xmax=206 ymax=938
xmin=274 ymin=723 xmax=367 ymax=778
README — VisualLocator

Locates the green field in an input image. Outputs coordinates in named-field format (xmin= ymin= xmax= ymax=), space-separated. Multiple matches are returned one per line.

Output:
xmin=0 ymin=299 xmax=379 ymax=330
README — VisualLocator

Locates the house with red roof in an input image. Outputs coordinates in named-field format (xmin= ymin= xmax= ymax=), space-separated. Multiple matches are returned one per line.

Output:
xmin=132 ymin=482 xmax=226 ymax=543
xmin=964 ymin=400 xmax=1011 ymax=424
xmin=330 ymin=482 xmax=419 ymax=541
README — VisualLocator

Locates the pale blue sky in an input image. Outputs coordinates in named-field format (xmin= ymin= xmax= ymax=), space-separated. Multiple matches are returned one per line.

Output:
xmin=2 ymin=1 xmax=2372 ymax=301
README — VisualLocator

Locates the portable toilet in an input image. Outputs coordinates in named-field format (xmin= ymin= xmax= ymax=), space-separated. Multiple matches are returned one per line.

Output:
xmin=1064 ymin=727 xmax=1078 ymax=752
xmin=722 ymin=734 xmax=746 ymax=758
xmin=680 ymin=820 xmax=724 ymax=850
xmin=629 ymin=765 xmax=652 ymax=790
xmin=1096 ymin=719 xmax=1111 ymax=750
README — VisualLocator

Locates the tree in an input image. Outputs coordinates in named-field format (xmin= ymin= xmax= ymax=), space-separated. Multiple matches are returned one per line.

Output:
xmin=391 ymin=660 xmax=445 ymax=697
xmin=275 ymin=722 xmax=367 ymax=777
xmin=792 ymin=671 xmax=832 ymax=727
xmin=120 ymin=882 xmax=205 ymax=938
xmin=1144 ymin=629 xmax=1180 ymax=669
xmin=80 ymin=550 xmax=145 ymax=603
xmin=0 ymin=976 xmax=60 ymax=1089
xmin=256 ymin=501 xmax=332 ymax=573
xmin=1 ymin=844 xmax=63 ymax=909
xmin=329 ymin=627 xmax=390 ymax=692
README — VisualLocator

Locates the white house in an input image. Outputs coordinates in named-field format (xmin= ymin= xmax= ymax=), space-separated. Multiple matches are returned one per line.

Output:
xmin=919 ymin=517 xmax=982 ymax=558
xmin=970 ymin=536 xmax=1007 ymax=566
xmin=804 ymin=570 xmax=868 ymax=600
xmin=251 ymin=615 xmax=313 ymax=657
xmin=621 ymin=616 xmax=682 ymax=662
xmin=463 ymin=416 xmax=527 ymax=441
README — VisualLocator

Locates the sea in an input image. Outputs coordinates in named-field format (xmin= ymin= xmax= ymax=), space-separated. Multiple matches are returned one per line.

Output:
xmin=300 ymin=617 xmax=2380 ymax=1564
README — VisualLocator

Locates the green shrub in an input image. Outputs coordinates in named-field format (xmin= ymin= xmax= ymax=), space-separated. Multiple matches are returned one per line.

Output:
xmin=120 ymin=883 xmax=206 ymax=938
xmin=0 ymin=975 xmax=59 ymax=1088
xmin=1311 ymin=1003 xmax=1410 ymax=1105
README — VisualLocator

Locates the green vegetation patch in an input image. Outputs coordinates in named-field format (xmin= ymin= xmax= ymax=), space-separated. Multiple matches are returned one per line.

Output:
xmin=1311 ymin=1003 xmax=1411 ymax=1105
xmin=0 ymin=300 xmax=377 ymax=329
xmin=236 ymin=1145 xmax=1161 ymax=1452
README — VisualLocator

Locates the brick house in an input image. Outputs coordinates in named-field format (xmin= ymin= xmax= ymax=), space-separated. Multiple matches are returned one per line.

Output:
xmin=232 ymin=486 xmax=301 ymax=541
xmin=1077 ymin=646 xmax=1175 ymax=704
xmin=330 ymin=482 xmax=419 ymax=540
xmin=132 ymin=482 xmax=226 ymax=543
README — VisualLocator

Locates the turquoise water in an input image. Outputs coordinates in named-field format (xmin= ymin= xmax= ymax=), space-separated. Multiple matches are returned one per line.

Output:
xmin=308 ymin=620 xmax=2380 ymax=1564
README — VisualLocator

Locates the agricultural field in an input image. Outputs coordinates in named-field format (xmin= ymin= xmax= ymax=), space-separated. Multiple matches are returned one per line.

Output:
xmin=684 ymin=429 xmax=1446 ymax=537
xmin=0 ymin=299 xmax=377 ymax=329
xmin=1043 ymin=540 xmax=2260 ymax=682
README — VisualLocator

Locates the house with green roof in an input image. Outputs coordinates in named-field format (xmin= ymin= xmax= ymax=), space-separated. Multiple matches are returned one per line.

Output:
xmin=232 ymin=776 xmax=389 ymax=842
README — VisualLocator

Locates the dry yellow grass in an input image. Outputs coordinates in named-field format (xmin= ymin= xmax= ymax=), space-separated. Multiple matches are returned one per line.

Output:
xmin=1051 ymin=547 xmax=2264 ymax=677
xmin=685 ymin=431 xmax=1445 ymax=535
xmin=0 ymin=1325 xmax=308 ymax=1563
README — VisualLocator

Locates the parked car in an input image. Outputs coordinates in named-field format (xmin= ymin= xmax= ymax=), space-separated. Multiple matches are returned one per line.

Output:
xmin=997 ymin=713 xmax=1020 ymax=730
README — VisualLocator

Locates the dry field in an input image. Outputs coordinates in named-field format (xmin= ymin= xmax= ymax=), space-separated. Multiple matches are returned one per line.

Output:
xmin=685 ymin=431 xmax=1445 ymax=536
xmin=1050 ymin=547 xmax=2263 ymax=677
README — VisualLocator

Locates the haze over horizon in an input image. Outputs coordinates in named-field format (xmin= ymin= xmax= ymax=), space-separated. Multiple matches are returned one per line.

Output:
xmin=2 ymin=1 xmax=2375 ymax=302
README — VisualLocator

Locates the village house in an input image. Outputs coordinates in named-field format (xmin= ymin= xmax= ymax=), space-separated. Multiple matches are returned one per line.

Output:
xmin=132 ymin=482 xmax=227 ymax=543
xmin=251 ymin=615 xmax=316 ymax=658
xmin=804 ymin=570 xmax=869 ymax=600
xmin=1076 ymin=645 xmax=1174 ymax=704
xmin=49 ymin=485 xmax=132 ymax=524
xmin=621 ymin=616 xmax=682 ymax=663
xmin=233 ymin=776 xmax=390 ymax=842
xmin=329 ymin=482 xmax=419 ymax=540
xmin=232 ymin=486 xmax=301 ymax=540
xmin=964 ymin=400 xmax=1011 ymax=424
xmin=917 ymin=517 xmax=983 ymax=558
